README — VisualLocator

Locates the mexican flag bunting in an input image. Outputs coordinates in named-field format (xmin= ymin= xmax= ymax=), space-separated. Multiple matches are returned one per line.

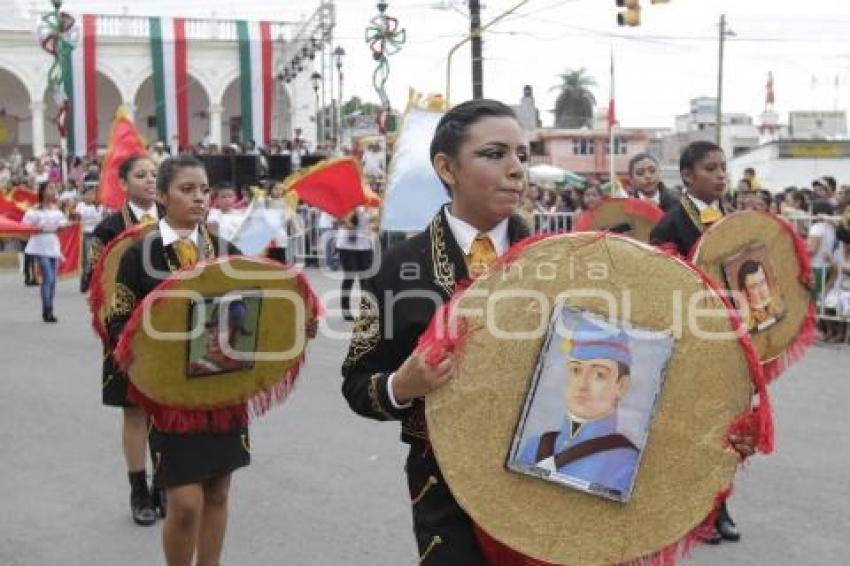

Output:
xmin=149 ymin=17 xmax=189 ymax=149
xmin=236 ymin=20 xmax=274 ymax=146
xmin=62 ymin=14 xmax=98 ymax=156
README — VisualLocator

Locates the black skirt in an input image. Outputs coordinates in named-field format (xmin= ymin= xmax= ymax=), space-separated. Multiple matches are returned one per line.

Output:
xmin=150 ymin=425 xmax=250 ymax=488
xmin=102 ymin=356 xmax=133 ymax=408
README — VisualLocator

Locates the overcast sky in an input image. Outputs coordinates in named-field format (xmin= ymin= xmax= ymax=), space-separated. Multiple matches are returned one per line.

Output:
xmin=59 ymin=0 xmax=850 ymax=128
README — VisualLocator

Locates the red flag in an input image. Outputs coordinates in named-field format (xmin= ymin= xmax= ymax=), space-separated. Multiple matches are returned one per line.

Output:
xmin=0 ymin=193 xmax=27 ymax=221
xmin=285 ymin=157 xmax=381 ymax=219
xmin=58 ymin=223 xmax=82 ymax=278
xmin=99 ymin=107 xmax=148 ymax=211
xmin=0 ymin=216 xmax=37 ymax=237
xmin=10 ymin=186 xmax=38 ymax=207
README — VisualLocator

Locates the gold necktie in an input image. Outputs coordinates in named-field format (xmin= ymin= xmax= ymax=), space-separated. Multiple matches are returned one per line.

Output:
xmin=139 ymin=213 xmax=156 ymax=225
xmin=699 ymin=207 xmax=723 ymax=226
xmin=173 ymin=238 xmax=198 ymax=268
xmin=466 ymin=234 xmax=497 ymax=278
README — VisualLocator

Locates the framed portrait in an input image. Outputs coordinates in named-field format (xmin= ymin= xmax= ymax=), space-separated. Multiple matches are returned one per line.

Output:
xmin=186 ymin=290 xmax=262 ymax=378
xmin=721 ymin=243 xmax=787 ymax=334
xmin=507 ymin=305 xmax=674 ymax=503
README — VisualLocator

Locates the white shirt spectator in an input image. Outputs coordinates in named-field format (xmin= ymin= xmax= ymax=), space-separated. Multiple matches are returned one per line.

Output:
xmin=362 ymin=150 xmax=384 ymax=178
xmin=75 ymin=201 xmax=105 ymax=234
xmin=336 ymin=207 xmax=374 ymax=251
xmin=809 ymin=221 xmax=837 ymax=268
xmin=22 ymin=208 xmax=69 ymax=258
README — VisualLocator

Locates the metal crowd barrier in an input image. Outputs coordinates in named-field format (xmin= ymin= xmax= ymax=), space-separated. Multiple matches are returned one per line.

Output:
xmin=532 ymin=211 xmax=578 ymax=234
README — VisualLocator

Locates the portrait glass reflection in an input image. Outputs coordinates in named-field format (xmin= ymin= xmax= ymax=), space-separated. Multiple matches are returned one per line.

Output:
xmin=187 ymin=292 xmax=261 ymax=378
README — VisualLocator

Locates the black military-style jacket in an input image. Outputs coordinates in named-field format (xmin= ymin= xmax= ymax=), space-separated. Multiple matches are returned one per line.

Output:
xmin=87 ymin=202 xmax=167 ymax=278
xmin=341 ymin=206 xmax=530 ymax=444
xmin=649 ymin=196 xmax=728 ymax=258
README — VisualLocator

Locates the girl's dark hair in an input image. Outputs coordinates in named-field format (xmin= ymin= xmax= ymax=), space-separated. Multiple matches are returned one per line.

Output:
xmin=627 ymin=152 xmax=659 ymax=176
xmin=679 ymin=141 xmax=723 ymax=179
xmin=156 ymin=154 xmax=205 ymax=193
xmin=429 ymin=98 xmax=517 ymax=163
xmin=118 ymin=154 xmax=151 ymax=182
xmin=37 ymin=181 xmax=50 ymax=206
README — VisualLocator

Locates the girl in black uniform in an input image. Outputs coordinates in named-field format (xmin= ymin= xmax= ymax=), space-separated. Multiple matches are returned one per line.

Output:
xmin=107 ymin=155 xmax=248 ymax=566
xmin=650 ymin=141 xmax=752 ymax=545
xmin=93 ymin=155 xmax=164 ymax=525
xmin=341 ymin=99 xmax=531 ymax=564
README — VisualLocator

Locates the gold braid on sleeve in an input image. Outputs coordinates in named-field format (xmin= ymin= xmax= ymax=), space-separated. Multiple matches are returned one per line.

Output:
xmin=107 ymin=283 xmax=137 ymax=320
xmin=342 ymin=295 xmax=380 ymax=368
xmin=88 ymin=237 xmax=104 ymax=270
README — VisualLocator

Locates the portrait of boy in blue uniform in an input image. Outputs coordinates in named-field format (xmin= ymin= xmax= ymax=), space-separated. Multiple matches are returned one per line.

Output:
xmin=509 ymin=306 xmax=673 ymax=503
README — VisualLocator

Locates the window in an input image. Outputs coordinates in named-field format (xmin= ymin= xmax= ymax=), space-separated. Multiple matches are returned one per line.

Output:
xmin=530 ymin=141 xmax=547 ymax=156
xmin=604 ymin=137 xmax=628 ymax=155
xmin=572 ymin=138 xmax=594 ymax=155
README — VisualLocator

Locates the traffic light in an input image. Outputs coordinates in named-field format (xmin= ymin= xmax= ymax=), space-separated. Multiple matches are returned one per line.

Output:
xmin=616 ymin=0 xmax=641 ymax=27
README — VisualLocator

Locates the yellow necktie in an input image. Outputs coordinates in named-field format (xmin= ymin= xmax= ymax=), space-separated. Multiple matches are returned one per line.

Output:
xmin=700 ymin=207 xmax=723 ymax=225
xmin=139 ymin=213 xmax=156 ymax=225
xmin=173 ymin=238 xmax=198 ymax=268
xmin=466 ymin=234 xmax=497 ymax=278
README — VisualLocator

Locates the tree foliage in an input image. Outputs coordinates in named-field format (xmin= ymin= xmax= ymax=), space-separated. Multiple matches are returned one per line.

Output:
xmin=551 ymin=68 xmax=597 ymax=129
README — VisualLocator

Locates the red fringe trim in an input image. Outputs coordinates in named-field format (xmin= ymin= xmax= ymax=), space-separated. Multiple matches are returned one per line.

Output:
xmin=623 ymin=197 xmax=665 ymax=222
xmin=472 ymin=486 xmax=735 ymax=566
xmin=115 ymin=255 xmax=320 ymax=433
xmin=574 ymin=198 xmax=664 ymax=233
xmin=689 ymin=211 xmax=816 ymax=383
xmin=87 ymin=223 xmax=151 ymax=344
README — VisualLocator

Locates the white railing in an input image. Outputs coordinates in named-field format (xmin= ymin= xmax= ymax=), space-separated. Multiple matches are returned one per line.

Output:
xmin=30 ymin=11 xmax=294 ymax=42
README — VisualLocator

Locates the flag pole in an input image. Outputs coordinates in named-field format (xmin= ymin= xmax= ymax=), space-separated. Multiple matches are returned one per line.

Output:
xmin=608 ymin=47 xmax=616 ymax=196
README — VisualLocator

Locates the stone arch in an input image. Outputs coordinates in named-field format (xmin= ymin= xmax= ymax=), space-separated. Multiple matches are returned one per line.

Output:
xmin=220 ymin=75 xmax=243 ymax=145
xmin=132 ymin=72 xmax=212 ymax=147
xmin=0 ymin=66 xmax=34 ymax=155
xmin=43 ymin=70 xmax=123 ymax=150
xmin=219 ymin=73 xmax=293 ymax=144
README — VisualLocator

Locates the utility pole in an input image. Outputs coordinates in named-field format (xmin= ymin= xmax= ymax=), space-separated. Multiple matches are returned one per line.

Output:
xmin=469 ymin=0 xmax=483 ymax=99
xmin=716 ymin=13 xmax=726 ymax=147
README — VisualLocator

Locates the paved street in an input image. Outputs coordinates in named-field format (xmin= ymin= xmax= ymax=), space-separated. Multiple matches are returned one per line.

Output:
xmin=1 ymin=269 xmax=849 ymax=565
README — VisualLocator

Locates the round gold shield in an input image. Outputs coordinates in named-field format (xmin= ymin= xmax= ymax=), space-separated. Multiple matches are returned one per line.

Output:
xmin=690 ymin=211 xmax=813 ymax=366
xmin=119 ymin=257 xmax=312 ymax=410
xmin=425 ymin=233 xmax=756 ymax=564
xmin=89 ymin=223 xmax=155 ymax=341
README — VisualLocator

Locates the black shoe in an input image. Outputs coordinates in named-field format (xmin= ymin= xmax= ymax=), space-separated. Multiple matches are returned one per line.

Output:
xmin=130 ymin=491 xmax=157 ymax=526
xmin=25 ymin=280 xmax=38 ymax=287
xmin=42 ymin=311 xmax=58 ymax=323
xmin=716 ymin=515 xmax=741 ymax=542
xmin=152 ymin=486 xmax=167 ymax=519
xmin=704 ymin=527 xmax=723 ymax=545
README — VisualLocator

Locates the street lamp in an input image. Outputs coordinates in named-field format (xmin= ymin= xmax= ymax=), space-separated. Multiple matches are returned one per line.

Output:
xmin=310 ymin=71 xmax=322 ymax=144
xmin=333 ymin=46 xmax=345 ymax=140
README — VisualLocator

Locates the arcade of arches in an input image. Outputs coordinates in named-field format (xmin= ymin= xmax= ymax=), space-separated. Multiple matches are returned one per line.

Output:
xmin=0 ymin=66 xmax=292 ymax=158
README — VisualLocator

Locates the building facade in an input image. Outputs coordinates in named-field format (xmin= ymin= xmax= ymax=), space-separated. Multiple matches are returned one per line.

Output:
xmin=0 ymin=1 xmax=325 ymax=158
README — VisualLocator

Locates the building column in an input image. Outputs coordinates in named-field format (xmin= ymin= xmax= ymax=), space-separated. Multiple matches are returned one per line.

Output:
xmin=30 ymin=101 xmax=45 ymax=157
xmin=209 ymin=103 xmax=223 ymax=147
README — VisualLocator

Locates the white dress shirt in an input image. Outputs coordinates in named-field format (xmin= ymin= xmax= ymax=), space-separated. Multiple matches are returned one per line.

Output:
xmin=686 ymin=193 xmax=721 ymax=214
xmin=128 ymin=201 xmax=159 ymax=222
xmin=159 ymin=218 xmax=200 ymax=247
xmin=23 ymin=208 xmax=69 ymax=258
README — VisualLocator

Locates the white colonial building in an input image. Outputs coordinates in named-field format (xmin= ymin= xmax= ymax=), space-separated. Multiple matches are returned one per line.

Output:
xmin=0 ymin=0 xmax=327 ymax=158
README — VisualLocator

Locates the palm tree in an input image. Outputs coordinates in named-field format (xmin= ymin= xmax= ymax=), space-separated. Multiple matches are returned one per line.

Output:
xmin=551 ymin=68 xmax=597 ymax=129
